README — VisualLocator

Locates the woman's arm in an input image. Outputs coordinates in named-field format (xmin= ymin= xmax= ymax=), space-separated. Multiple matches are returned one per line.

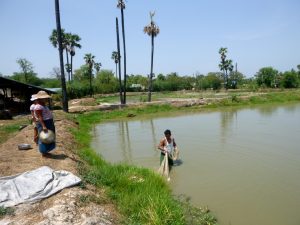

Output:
xmin=30 ymin=110 xmax=35 ymax=122
xmin=35 ymin=110 xmax=47 ymax=131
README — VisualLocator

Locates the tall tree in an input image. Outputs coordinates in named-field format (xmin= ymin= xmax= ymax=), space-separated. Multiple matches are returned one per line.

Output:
xmin=218 ymin=47 xmax=233 ymax=89
xmin=12 ymin=59 xmax=41 ymax=85
xmin=94 ymin=62 xmax=102 ymax=75
xmin=64 ymin=32 xmax=72 ymax=81
xmin=117 ymin=0 xmax=127 ymax=104
xmin=111 ymin=51 xmax=119 ymax=79
xmin=144 ymin=11 xmax=160 ymax=102
xmin=54 ymin=0 xmax=68 ymax=112
xmin=51 ymin=67 xmax=61 ymax=79
xmin=94 ymin=62 xmax=102 ymax=84
xmin=49 ymin=29 xmax=70 ymax=80
xmin=68 ymin=34 xmax=81 ymax=81
xmin=16 ymin=58 xmax=34 ymax=83
xmin=116 ymin=17 xmax=123 ymax=104
xmin=84 ymin=53 xmax=95 ymax=97
xmin=282 ymin=70 xmax=299 ymax=88
xmin=255 ymin=67 xmax=278 ymax=88
xmin=49 ymin=30 xmax=81 ymax=82
xmin=228 ymin=63 xmax=244 ymax=89
xmin=73 ymin=65 xmax=90 ymax=81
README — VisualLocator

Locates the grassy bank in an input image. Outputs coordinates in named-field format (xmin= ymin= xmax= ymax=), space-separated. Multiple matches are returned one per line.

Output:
xmin=0 ymin=117 xmax=30 ymax=144
xmin=72 ymin=90 xmax=300 ymax=224
xmin=73 ymin=107 xmax=218 ymax=225
xmin=95 ymin=89 xmax=300 ymax=105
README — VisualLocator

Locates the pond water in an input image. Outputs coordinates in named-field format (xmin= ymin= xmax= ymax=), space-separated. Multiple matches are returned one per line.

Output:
xmin=91 ymin=103 xmax=300 ymax=225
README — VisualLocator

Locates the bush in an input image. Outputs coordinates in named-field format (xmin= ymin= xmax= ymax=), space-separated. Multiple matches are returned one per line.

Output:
xmin=282 ymin=71 xmax=299 ymax=88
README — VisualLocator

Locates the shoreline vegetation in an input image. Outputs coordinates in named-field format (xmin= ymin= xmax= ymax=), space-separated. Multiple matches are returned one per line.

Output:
xmin=1 ymin=89 xmax=300 ymax=224
xmin=71 ymin=89 xmax=300 ymax=224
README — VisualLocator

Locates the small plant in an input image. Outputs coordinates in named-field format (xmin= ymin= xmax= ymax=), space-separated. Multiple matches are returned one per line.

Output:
xmin=77 ymin=194 xmax=108 ymax=207
xmin=178 ymin=195 xmax=218 ymax=225
xmin=139 ymin=96 xmax=147 ymax=102
xmin=0 ymin=206 xmax=15 ymax=218
xmin=231 ymin=94 xmax=240 ymax=103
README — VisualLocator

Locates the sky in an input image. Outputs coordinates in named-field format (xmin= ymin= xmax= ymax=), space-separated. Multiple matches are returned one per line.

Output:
xmin=0 ymin=0 xmax=299 ymax=78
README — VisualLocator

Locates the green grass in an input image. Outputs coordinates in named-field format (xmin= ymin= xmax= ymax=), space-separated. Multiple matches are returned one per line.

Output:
xmin=0 ymin=117 xmax=30 ymax=144
xmin=94 ymin=89 xmax=300 ymax=106
xmin=94 ymin=91 xmax=221 ymax=103
xmin=0 ymin=206 xmax=14 ymax=218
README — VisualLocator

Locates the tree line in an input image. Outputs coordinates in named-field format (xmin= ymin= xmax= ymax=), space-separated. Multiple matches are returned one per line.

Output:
xmin=1 ymin=0 xmax=299 ymax=106
xmin=2 ymin=56 xmax=300 ymax=99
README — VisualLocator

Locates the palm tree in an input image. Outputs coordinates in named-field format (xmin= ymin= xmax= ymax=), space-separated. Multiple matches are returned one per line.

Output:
xmin=218 ymin=47 xmax=233 ymax=90
xmin=68 ymin=34 xmax=81 ymax=81
xmin=94 ymin=62 xmax=102 ymax=75
xmin=49 ymin=30 xmax=81 ymax=82
xmin=144 ymin=11 xmax=160 ymax=102
xmin=117 ymin=0 xmax=127 ymax=104
xmin=64 ymin=32 xmax=72 ymax=81
xmin=116 ymin=17 xmax=123 ymax=104
xmin=84 ymin=53 xmax=95 ymax=97
xmin=54 ymin=0 xmax=68 ymax=112
xmin=49 ymin=29 xmax=66 ymax=49
xmin=111 ymin=51 xmax=119 ymax=79
xmin=50 ymin=29 xmax=70 ymax=81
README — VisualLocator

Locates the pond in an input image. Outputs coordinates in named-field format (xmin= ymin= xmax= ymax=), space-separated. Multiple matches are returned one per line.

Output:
xmin=91 ymin=103 xmax=300 ymax=225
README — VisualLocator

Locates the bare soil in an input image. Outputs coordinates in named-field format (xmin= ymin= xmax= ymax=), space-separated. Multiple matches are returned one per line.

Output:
xmin=0 ymin=113 xmax=121 ymax=225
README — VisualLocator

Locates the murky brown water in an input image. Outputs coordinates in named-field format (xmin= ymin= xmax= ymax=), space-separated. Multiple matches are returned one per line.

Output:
xmin=91 ymin=103 xmax=300 ymax=225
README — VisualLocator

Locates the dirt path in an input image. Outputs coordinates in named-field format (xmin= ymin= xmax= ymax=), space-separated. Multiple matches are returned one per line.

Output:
xmin=0 ymin=117 xmax=121 ymax=225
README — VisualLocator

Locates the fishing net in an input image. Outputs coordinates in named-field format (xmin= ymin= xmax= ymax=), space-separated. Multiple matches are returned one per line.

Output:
xmin=158 ymin=152 xmax=169 ymax=180
xmin=170 ymin=147 xmax=179 ymax=160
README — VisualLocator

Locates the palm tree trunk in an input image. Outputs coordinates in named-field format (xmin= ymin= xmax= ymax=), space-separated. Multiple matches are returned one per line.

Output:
xmin=70 ymin=55 xmax=73 ymax=81
xmin=148 ymin=34 xmax=154 ymax=102
xmin=116 ymin=17 xmax=123 ymax=104
xmin=24 ymin=72 xmax=28 ymax=83
xmin=120 ymin=7 xmax=126 ymax=104
xmin=55 ymin=0 xmax=68 ymax=113
xmin=89 ymin=66 xmax=93 ymax=97
xmin=225 ymin=69 xmax=228 ymax=90
xmin=65 ymin=50 xmax=70 ymax=82
xmin=115 ymin=63 xmax=118 ymax=79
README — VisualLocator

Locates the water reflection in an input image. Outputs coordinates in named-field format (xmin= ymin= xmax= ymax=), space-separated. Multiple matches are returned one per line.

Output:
xmin=118 ymin=121 xmax=133 ymax=163
xmin=150 ymin=119 xmax=158 ymax=149
xmin=219 ymin=103 xmax=300 ymax=143
xmin=256 ymin=105 xmax=279 ymax=116
xmin=220 ymin=108 xmax=238 ymax=144
xmin=101 ymin=118 xmax=160 ymax=164
xmin=282 ymin=103 xmax=299 ymax=112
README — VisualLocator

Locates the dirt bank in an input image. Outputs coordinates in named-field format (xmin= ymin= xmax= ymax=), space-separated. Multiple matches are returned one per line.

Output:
xmin=0 ymin=114 xmax=121 ymax=225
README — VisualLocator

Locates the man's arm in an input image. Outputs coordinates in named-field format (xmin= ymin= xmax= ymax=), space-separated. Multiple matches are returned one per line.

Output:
xmin=173 ymin=138 xmax=177 ymax=148
xmin=158 ymin=138 xmax=166 ymax=152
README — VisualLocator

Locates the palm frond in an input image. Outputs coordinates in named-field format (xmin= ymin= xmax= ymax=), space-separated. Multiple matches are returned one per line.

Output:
xmin=117 ymin=0 xmax=125 ymax=9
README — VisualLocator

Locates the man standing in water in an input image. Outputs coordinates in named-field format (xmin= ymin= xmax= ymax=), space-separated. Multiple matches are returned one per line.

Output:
xmin=158 ymin=129 xmax=177 ymax=168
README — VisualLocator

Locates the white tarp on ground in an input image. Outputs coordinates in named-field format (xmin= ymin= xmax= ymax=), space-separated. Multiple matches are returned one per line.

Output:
xmin=0 ymin=166 xmax=81 ymax=207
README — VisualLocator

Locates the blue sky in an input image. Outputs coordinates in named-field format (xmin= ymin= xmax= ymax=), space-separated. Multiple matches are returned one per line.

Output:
xmin=0 ymin=0 xmax=299 ymax=78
